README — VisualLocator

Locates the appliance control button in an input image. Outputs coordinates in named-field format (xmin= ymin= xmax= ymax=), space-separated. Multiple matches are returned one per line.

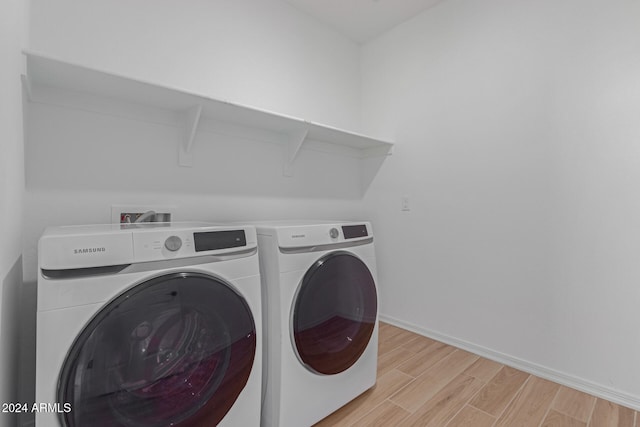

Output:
xmin=164 ymin=235 xmax=182 ymax=252
xmin=329 ymin=228 xmax=339 ymax=239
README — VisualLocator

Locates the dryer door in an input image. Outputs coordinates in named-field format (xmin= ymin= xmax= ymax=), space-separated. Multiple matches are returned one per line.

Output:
xmin=58 ymin=272 xmax=256 ymax=427
xmin=292 ymin=251 xmax=377 ymax=375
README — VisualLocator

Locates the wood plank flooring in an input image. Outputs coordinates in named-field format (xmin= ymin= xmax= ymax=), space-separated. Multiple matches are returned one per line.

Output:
xmin=315 ymin=322 xmax=638 ymax=427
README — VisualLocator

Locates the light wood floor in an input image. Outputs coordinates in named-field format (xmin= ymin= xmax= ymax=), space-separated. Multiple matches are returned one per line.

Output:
xmin=315 ymin=322 xmax=638 ymax=427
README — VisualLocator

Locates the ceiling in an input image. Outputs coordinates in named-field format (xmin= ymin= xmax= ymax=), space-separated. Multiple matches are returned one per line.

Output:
xmin=283 ymin=0 xmax=446 ymax=44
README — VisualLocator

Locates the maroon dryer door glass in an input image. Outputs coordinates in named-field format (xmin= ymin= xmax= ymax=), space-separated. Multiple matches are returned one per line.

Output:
xmin=293 ymin=251 xmax=377 ymax=375
xmin=57 ymin=272 xmax=256 ymax=427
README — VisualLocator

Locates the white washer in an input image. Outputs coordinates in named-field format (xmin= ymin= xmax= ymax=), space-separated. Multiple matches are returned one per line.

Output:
xmin=36 ymin=222 xmax=262 ymax=427
xmin=255 ymin=221 xmax=379 ymax=427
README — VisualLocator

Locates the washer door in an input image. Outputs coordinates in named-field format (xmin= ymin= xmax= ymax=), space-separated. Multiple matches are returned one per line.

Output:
xmin=58 ymin=272 xmax=256 ymax=427
xmin=292 ymin=251 xmax=377 ymax=375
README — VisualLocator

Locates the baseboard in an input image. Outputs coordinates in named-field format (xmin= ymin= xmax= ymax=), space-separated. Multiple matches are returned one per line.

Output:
xmin=379 ymin=314 xmax=640 ymax=411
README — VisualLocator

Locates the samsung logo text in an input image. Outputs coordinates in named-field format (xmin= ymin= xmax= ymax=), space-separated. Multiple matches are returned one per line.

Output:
xmin=73 ymin=247 xmax=106 ymax=255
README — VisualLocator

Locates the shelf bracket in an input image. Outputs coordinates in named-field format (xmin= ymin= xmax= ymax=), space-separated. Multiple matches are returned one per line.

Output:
xmin=179 ymin=104 xmax=203 ymax=167
xmin=283 ymin=127 xmax=309 ymax=177
xmin=21 ymin=53 xmax=33 ymax=101
xmin=21 ymin=74 xmax=33 ymax=102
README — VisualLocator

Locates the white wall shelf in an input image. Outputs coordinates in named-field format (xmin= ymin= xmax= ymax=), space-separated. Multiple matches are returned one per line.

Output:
xmin=22 ymin=51 xmax=394 ymax=173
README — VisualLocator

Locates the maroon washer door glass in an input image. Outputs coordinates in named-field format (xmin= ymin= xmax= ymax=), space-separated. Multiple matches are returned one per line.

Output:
xmin=293 ymin=251 xmax=377 ymax=375
xmin=58 ymin=272 xmax=256 ymax=427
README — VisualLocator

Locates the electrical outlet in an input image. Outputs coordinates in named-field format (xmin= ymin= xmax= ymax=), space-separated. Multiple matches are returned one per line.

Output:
xmin=401 ymin=196 xmax=411 ymax=212
xmin=111 ymin=205 xmax=176 ymax=224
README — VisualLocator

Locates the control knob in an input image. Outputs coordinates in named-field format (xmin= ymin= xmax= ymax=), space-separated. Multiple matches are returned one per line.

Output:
xmin=164 ymin=235 xmax=182 ymax=252
xmin=329 ymin=228 xmax=339 ymax=239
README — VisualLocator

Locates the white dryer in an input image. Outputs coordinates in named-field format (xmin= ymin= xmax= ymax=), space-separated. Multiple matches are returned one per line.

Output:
xmin=36 ymin=222 xmax=262 ymax=427
xmin=255 ymin=221 xmax=379 ymax=427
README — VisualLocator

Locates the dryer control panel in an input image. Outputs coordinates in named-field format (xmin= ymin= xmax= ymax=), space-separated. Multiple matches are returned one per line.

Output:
xmin=269 ymin=222 xmax=373 ymax=249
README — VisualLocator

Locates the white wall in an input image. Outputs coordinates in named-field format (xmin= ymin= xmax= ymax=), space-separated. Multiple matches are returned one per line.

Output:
xmin=362 ymin=0 xmax=640 ymax=407
xmin=0 ymin=0 xmax=28 ymax=425
xmin=29 ymin=0 xmax=361 ymax=131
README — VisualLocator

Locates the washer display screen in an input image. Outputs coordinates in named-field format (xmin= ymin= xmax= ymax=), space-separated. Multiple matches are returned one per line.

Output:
xmin=58 ymin=272 xmax=256 ymax=427
xmin=292 ymin=251 xmax=377 ymax=375
xmin=193 ymin=230 xmax=246 ymax=252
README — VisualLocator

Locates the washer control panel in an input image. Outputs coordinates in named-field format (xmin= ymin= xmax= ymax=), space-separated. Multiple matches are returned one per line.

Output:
xmin=38 ymin=223 xmax=258 ymax=270
xmin=132 ymin=227 xmax=253 ymax=262
xmin=134 ymin=231 xmax=194 ymax=260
